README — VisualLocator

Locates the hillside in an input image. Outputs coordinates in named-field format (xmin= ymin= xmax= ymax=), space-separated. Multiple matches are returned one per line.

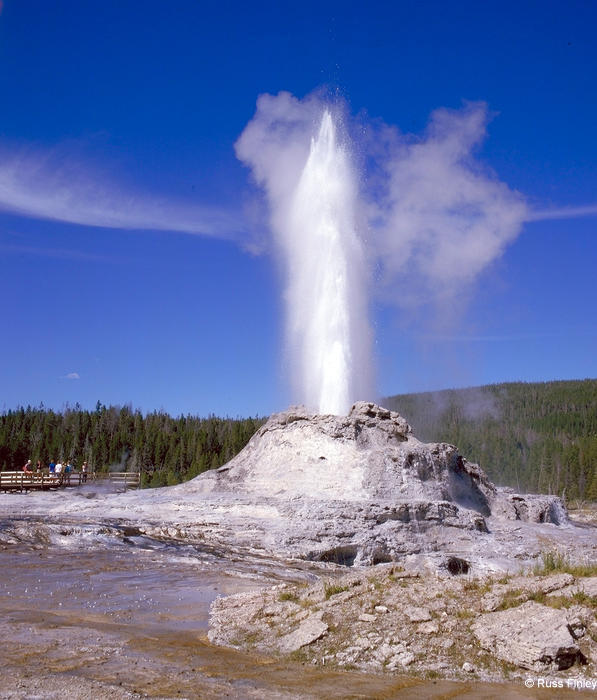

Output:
xmin=0 ymin=403 xmax=265 ymax=487
xmin=1 ymin=379 xmax=595 ymax=499
xmin=385 ymin=379 xmax=597 ymax=502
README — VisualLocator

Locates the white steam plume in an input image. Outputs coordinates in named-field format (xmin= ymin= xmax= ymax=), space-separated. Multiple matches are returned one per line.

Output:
xmin=236 ymin=94 xmax=373 ymax=414
xmin=368 ymin=102 xmax=528 ymax=309
xmin=238 ymin=92 xmax=530 ymax=413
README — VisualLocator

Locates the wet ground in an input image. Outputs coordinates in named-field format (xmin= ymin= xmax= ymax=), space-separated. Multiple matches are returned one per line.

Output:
xmin=0 ymin=517 xmax=589 ymax=699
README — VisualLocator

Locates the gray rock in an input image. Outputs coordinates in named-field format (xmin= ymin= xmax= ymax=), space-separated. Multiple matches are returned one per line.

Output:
xmin=206 ymin=401 xmax=482 ymax=505
xmin=480 ymin=593 xmax=502 ymax=612
xmin=390 ymin=650 xmax=415 ymax=667
xmin=372 ymin=643 xmax=394 ymax=663
xmin=353 ymin=636 xmax=371 ymax=650
xmin=404 ymin=606 xmax=432 ymax=623
xmin=548 ymin=576 xmax=597 ymax=599
xmin=418 ymin=621 xmax=439 ymax=634
xmin=462 ymin=661 xmax=475 ymax=673
xmin=277 ymin=615 xmax=328 ymax=653
xmin=472 ymin=601 xmax=581 ymax=671
xmin=577 ymin=576 xmax=597 ymax=596
xmin=358 ymin=613 xmax=377 ymax=622
xmin=171 ymin=402 xmax=573 ymax=571
xmin=568 ymin=617 xmax=585 ymax=639
xmin=527 ymin=573 xmax=575 ymax=594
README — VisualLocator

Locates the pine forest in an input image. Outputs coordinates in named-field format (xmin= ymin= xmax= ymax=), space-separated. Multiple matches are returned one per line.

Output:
xmin=386 ymin=379 xmax=597 ymax=502
xmin=1 ymin=379 xmax=595 ymax=500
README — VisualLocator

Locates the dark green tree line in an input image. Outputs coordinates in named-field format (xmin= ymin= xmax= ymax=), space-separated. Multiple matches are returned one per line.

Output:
xmin=386 ymin=379 xmax=597 ymax=502
xmin=0 ymin=402 xmax=264 ymax=488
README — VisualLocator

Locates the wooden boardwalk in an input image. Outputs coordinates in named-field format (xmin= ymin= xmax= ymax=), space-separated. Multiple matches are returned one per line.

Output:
xmin=93 ymin=471 xmax=141 ymax=489
xmin=0 ymin=470 xmax=140 ymax=492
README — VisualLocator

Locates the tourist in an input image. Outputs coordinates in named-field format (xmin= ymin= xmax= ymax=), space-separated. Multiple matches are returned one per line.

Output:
xmin=22 ymin=459 xmax=33 ymax=474
xmin=36 ymin=460 xmax=42 ymax=473
xmin=81 ymin=461 xmax=88 ymax=483
xmin=55 ymin=461 xmax=63 ymax=481
xmin=49 ymin=459 xmax=56 ymax=474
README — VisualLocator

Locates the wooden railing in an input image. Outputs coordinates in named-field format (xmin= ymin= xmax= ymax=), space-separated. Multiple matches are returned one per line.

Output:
xmin=0 ymin=469 xmax=141 ymax=492
xmin=0 ymin=470 xmax=85 ymax=492
xmin=92 ymin=471 xmax=141 ymax=489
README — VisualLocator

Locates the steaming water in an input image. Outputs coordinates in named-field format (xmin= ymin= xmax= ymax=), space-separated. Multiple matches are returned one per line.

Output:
xmin=285 ymin=111 xmax=371 ymax=415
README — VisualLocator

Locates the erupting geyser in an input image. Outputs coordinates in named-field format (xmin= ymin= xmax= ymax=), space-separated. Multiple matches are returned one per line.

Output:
xmin=237 ymin=91 xmax=530 ymax=415
xmin=286 ymin=111 xmax=371 ymax=415
xmin=236 ymin=103 xmax=373 ymax=415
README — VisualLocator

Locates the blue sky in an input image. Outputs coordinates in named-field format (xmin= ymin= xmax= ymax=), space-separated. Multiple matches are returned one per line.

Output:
xmin=1 ymin=0 xmax=595 ymax=417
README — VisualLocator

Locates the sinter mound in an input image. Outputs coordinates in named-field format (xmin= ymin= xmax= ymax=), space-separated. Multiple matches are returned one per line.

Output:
xmin=178 ymin=401 xmax=570 ymax=570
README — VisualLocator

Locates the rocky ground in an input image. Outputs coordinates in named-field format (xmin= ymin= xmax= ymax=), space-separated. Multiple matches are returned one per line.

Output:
xmin=210 ymin=558 xmax=597 ymax=686
xmin=569 ymin=503 xmax=597 ymax=527
xmin=2 ymin=403 xmax=596 ymax=695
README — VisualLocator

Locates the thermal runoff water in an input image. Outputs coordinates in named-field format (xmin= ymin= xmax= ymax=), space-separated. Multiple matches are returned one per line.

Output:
xmin=285 ymin=111 xmax=371 ymax=415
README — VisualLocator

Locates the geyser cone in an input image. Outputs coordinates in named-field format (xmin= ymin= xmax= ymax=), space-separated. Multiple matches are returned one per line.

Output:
xmin=286 ymin=110 xmax=372 ymax=415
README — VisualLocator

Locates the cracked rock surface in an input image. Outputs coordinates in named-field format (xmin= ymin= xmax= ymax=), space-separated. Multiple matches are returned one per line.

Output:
xmin=209 ymin=566 xmax=597 ymax=683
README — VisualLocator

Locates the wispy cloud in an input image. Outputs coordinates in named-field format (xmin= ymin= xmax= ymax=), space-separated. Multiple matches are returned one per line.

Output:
xmin=526 ymin=204 xmax=597 ymax=221
xmin=62 ymin=372 xmax=80 ymax=380
xmin=0 ymin=145 xmax=242 ymax=237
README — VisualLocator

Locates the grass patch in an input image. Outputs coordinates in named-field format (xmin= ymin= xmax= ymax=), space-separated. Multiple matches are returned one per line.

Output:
xmin=424 ymin=669 xmax=441 ymax=679
xmin=532 ymin=550 xmax=597 ymax=577
xmin=537 ymin=592 xmax=596 ymax=610
xmin=572 ymin=591 xmax=597 ymax=609
xmin=462 ymin=579 xmax=491 ymax=594
xmin=277 ymin=591 xmax=300 ymax=603
xmin=541 ymin=594 xmax=573 ymax=610
xmin=475 ymin=652 xmax=518 ymax=678
xmin=324 ymin=583 xmax=349 ymax=600
xmin=288 ymin=648 xmax=311 ymax=664
xmin=495 ymin=589 xmax=525 ymax=611
xmin=231 ymin=630 xmax=262 ymax=648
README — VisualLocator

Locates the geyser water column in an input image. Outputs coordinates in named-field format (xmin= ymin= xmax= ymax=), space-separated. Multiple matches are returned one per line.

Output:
xmin=285 ymin=110 xmax=372 ymax=414
xmin=236 ymin=97 xmax=373 ymax=416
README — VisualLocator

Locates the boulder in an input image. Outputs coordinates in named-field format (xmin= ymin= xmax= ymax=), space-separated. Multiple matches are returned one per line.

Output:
xmin=404 ymin=606 xmax=432 ymax=623
xmin=277 ymin=615 xmax=328 ymax=653
xmin=472 ymin=601 xmax=582 ymax=671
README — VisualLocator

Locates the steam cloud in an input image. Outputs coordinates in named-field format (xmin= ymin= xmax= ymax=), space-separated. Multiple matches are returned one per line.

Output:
xmin=237 ymin=92 xmax=529 ymax=412
xmin=369 ymin=102 xmax=528 ymax=308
